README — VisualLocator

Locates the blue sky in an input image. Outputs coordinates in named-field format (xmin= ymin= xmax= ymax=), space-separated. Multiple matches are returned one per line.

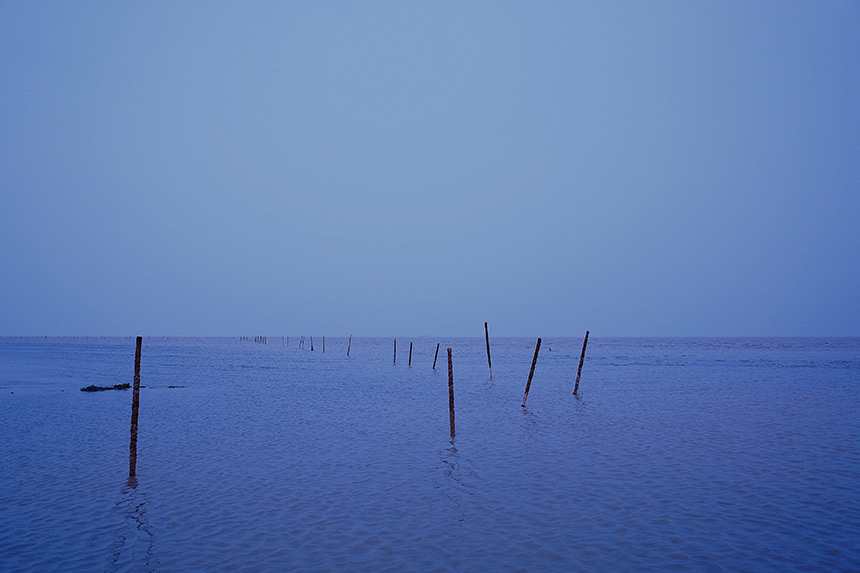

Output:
xmin=1 ymin=1 xmax=858 ymax=336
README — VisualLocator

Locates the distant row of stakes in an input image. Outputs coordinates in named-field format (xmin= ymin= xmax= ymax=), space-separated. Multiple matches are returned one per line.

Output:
xmin=241 ymin=323 xmax=590 ymax=437
xmin=131 ymin=324 xmax=589 ymax=458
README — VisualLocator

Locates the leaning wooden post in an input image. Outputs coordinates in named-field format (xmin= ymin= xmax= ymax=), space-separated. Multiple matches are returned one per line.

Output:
xmin=573 ymin=330 xmax=590 ymax=395
xmin=408 ymin=342 xmax=413 ymax=367
xmin=447 ymin=348 xmax=455 ymax=437
xmin=129 ymin=336 xmax=142 ymax=478
xmin=484 ymin=321 xmax=493 ymax=379
xmin=432 ymin=342 xmax=440 ymax=369
xmin=521 ymin=337 xmax=542 ymax=407
xmin=393 ymin=339 xmax=397 ymax=364
xmin=347 ymin=334 xmax=352 ymax=356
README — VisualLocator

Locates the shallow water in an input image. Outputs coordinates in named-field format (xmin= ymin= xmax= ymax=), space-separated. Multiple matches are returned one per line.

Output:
xmin=1 ymin=336 xmax=858 ymax=571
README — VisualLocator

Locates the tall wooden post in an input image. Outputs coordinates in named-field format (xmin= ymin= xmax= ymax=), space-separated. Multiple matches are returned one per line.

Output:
xmin=393 ymin=339 xmax=397 ymax=364
xmin=447 ymin=348 xmax=455 ymax=437
xmin=323 ymin=336 xmax=325 ymax=353
xmin=484 ymin=321 xmax=493 ymax=379
xmin=408 ymin=342 xmax=413 ymax=366
xmin=347 ymin=334 xmax=352 ymax=356
xmin=573 ymin=331 xmax=590 ymax=395
xmin=521 ymin=337 xmax=542 ymax=407
xmin=433 ymin=342 xmax=440 ymax=369
xmin=129 ymin=336 xmax=142 ymax=478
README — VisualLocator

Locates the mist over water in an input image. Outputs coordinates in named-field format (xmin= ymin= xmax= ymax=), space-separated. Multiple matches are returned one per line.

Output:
xmin=1 ymin=336 xmax=858 ymax=570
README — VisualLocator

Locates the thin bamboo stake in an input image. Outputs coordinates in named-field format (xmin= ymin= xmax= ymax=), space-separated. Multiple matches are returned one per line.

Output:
xmin=128 ymin=336 xmax=142 ymax=478
xmin=573 ymin=330 xmax=590 ymax=395
xmin=447 ymin=348 xmax=455 ymax=437
xmin=484 ymin=321 xmax=493 ymax=379
xmin=408 ymin=342 xmax=413 ymax=367
xmin=432 ymin=342 xmax=440 ymax=369
xmin=521 ymin=337 xmax=542 ymax=407
xmin=347 ymin=334 xmax=352 ymax=356
xmin=393 ymin=339 xmax=397 ymax=364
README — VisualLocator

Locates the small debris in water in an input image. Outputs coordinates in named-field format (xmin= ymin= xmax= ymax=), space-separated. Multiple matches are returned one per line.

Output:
xmin=80 ymin=383 xmax=131 ymax=392
xmin=167 ymin=385 xmax=186 ymax=388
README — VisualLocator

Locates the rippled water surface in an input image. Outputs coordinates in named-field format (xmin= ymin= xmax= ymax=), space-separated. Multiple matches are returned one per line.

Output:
xmin=1 ymin=336 xmax=858 ymax=571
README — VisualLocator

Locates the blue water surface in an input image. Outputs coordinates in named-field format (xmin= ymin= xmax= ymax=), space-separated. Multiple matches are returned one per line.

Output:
xmin=1 ymin=336 xmax=858 ymax=571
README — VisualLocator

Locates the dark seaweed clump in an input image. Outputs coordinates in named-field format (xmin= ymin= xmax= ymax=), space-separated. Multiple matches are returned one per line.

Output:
xmin=80 ymin=383 xmax=131 ymax=392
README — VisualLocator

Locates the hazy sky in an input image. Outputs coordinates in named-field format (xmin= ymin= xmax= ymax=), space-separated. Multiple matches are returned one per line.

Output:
xmin=2 ymin=1 xmax=858 ymax=337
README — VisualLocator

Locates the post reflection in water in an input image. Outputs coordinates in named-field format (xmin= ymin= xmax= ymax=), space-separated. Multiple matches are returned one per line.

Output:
xmin=108 ymin=478 xmax=156 ymax=572
xmin=439 ymin=441 xmax=476 ymax=529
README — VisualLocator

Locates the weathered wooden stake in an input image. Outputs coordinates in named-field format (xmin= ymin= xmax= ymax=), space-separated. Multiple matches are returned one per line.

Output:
xmin=521 ymin=337 xmax=542 ymax=407
xmin=310 ymin=336 xmax=314 ymax=351
xmin=323 ymin=336 xmax=325 ymax=352
xmin=432 ymin=342 xmax=440 ymax=369
xmin=393 ymin=339 xmax=397 ymax=364
xmin=484 ymin=321 xmax=493 ymax=379
xmin=282 ymin=335 xmax=285 ymax=346
xmin=347 ymin=334 xmax=352 ymax=356
xmin=408 ymin=342 xmax=413 ymax=366
xmin=573 ymin=330 xmax=590 ymax=395
xmin=129 ymin=336 xmax=142 ymax=478
xmin=447 ymin=348 xmax=455 ymax=437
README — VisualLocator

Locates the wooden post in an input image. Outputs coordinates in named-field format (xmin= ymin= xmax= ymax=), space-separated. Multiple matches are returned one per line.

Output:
xmin=573 ymin=330 xmax=590 ymax=395
xmin=347 ymin=334 xmax=352 ymax=356
xmin=484 ymin=321 xmax=493 ymax=379
xmin=393 ymin=339 xmax=397 ymax=364
xmin=521 ymin=337 xmax=542 ymax=407
xmin=287 ymin=336 xmax=289 ymax=346
xmin=323 ymin=336 xmax=325 ymax=353
xmin=129 ymin=336 xmax=142 ymax=478
xmin=432 ymin=342 xmax=440 ymax=369
xmin=310 ymin=336 xmax=314 ymax=351
xmin=447 ymin=348 xmax=455 ymax=437
xmin=408 ymin=342 xmax=413 ymax=366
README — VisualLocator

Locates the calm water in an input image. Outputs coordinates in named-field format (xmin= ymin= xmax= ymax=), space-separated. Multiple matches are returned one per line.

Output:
xmin=1 ymin=336 xmax=858 ymax=571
